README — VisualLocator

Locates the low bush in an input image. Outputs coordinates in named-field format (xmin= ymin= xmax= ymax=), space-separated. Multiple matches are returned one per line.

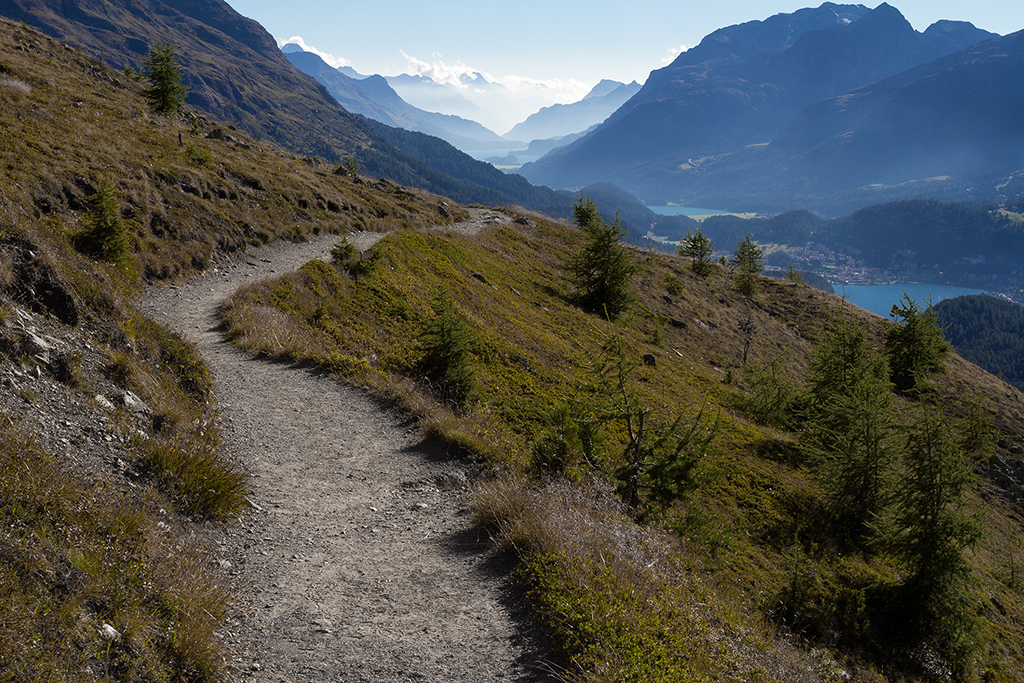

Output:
xmin=74 ymin=179 xmax=130 ymax=264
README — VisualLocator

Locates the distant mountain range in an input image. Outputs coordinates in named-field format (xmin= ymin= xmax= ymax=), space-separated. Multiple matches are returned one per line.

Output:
xmin=282 ymin=46 xmax=513 ymax=152
xmin=386 ymin=72 xmax=559 ymax=135
xmin=0 ymin=0 xmax=580 ymax=212
xmin=519 ymin=2 xmax=1016 ymax=214
xmin=504 ymin=80 xmax=642 ymax=143
xmin=287 ymin=48 xmax=642 ymax=159
xmin=7 ymin=0 xmax=1023 ymax=224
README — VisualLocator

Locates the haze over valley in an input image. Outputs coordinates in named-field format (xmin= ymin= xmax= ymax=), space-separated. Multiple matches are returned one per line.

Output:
xmin=262 ymin=2 xmax=1024 ymax=304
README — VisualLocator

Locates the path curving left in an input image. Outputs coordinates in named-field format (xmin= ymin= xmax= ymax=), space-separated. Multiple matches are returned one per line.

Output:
xmin=140 ymin=223 xmax=547 ymax=682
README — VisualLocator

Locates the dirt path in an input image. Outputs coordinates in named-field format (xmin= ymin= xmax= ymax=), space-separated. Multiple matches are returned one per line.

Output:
xmin=140 ymin=211 xmax=549 ymax=682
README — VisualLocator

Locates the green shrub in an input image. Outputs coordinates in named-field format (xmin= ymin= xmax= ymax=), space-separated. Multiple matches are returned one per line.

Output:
xmin=185 ymin=143 xmax=212 ymax=168
xmin=742 ymin=358 xmax=800 ymax=429
xmin=522 ymin=551 xmax=718 ymax=681
xmin=529 ymin=402 xmax=605 ymax=478
xmin=537 ymin=334 xmax=718 ymax=517
xmin=663 ymin=274 xmax=683 ymax=296
xmin=74 ymin=178 xmax=129 ymax=263
xmin=417 ymin=292 xmax=476 ymax=405
xmin=330 ymin=238 xmax=358 ymax=263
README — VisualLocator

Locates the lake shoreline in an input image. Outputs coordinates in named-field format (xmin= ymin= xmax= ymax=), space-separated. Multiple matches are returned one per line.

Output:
xmin=835 ymin=282 xmax=990 ymax=317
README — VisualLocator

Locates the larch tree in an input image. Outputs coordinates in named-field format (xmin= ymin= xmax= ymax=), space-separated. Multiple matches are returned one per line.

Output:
xmin=143 ymin=41 xmax=189 ymax=115
xmin=731 ymin=235 xmax=764 ymax=296
xmin=566 ymin=195 xmax=638 ymax=319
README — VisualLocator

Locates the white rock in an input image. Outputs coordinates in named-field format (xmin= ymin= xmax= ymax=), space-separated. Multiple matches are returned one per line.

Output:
xmin=121 ymin=390 xmax=151 ymax=414
xmin=98 ymin=623 xmax=121 ymax=641
xmin=95 ymin=394 xmax=114 ymax=410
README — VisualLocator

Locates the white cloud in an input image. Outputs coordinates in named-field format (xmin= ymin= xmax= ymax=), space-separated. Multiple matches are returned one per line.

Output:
xmin=399 ymin=51 xmax=486 ymax=88
xmin=398 ymin=52 xmax=587 ymax=103
xmin=278 ymin=36 xmax=351 ymax=68
xmin=662 ymin=44 xmax=689 ymax=65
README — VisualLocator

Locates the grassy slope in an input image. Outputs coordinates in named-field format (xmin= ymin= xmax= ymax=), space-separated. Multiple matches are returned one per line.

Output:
xmin=3 ymin=0 xmax=580 ymax=212
xmin=5 ymin=14 xmax=1024 ymax=683
xmin=223 ymin=207 xmax=1024 ymax=680
xmin=0 ymin=19 xmax=466 ymax=681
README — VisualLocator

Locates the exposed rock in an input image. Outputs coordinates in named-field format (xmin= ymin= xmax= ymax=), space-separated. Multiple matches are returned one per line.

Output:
xmin=206 ymin=127 xmax=240 ymax=144
xmin=4 ymin=238 xmax=78 ymax=325
xmin=434 ymin=471 xmax=468 ymax=490
xmin=98 ymin=623 xmax=121 ymax=641
xmin=19 ymin=330 xmax=51 ymax=364
xmin=120 ymin=390 xmax=150 ymax=414
xmin=643 ymin=354 xmax=657 ymax=367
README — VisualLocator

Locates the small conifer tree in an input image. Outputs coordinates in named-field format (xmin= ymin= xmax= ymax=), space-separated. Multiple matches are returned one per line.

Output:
xmin=871 ymin=406 xmax=983 ymax=664
xmin=804 ymin=323 xmax=895 ymax=538
xmin=418 ymin=293 xmax=476 ymax=405
xmin=731 ymin=235 xmax=764 ymax=296
xmin=142 ymin=41 xmax=188 ymax=115
xmin=75 ymin=179 xmax=129 ymax=263
xmin=883 ymin=294 xmax=951 ymax=392
xmin=566 ymin=195 xmax=638 ymax=318
xmin=678 ymin=228 xmax=716 ymax=277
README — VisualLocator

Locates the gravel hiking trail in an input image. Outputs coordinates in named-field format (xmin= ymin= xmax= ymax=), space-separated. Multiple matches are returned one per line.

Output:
xmin=141 ymin=210 xmax=552 ymax=682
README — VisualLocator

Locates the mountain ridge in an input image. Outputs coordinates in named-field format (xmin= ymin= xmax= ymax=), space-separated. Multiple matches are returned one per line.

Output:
xmin=0 ymin=0 xmax=576 ymax=212
xmin=519 ymin=2 xmax=1001 ymax=211
xmin=284 ymin=48 xmax=510 ymax=152
xmin=504 ymin=80 xmax=642 ymax=144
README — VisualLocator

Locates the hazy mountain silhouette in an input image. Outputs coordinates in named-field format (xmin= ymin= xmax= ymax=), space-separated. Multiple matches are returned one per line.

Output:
xmin=504 ymin=80 xmax=642 ymax=143
xmin=284 ymin=48 xmax=510 ymax=152
xmin=519 ymin=2 xmax=999 ymax=208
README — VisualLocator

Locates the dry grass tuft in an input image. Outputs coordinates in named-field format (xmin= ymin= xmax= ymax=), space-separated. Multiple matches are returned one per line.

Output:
xmin=0 ymin=75 xmax=29 ymax=100
xmin=0 ymin=250 xmax=14 ymax=290
xmin=0 ymin=418 xmax=231 ymax=681
xmin=225 ymin=303 xmax=324 ymax=360
xmin=139 ymin=432 xmax=248 ymax=518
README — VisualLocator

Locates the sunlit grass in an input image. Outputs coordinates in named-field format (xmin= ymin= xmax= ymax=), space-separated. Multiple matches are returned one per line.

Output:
xmin=221 ymin=208 xmax=1024 ymax=680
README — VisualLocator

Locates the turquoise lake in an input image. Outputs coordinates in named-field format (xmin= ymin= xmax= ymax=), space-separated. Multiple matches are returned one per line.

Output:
xmin=837 ymin=283 xmax=988 ymax=317
xmin=647 ymin=205 xmax=732 ymax=216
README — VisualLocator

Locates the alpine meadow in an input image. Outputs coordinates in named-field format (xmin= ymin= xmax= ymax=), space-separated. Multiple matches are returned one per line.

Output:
xmin=3 ymin=2 xmax=1024 ymax=683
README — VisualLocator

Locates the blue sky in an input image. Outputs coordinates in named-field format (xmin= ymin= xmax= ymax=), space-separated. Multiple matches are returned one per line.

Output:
xmin=225 ymin=0 xmax=1022 ymax=104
